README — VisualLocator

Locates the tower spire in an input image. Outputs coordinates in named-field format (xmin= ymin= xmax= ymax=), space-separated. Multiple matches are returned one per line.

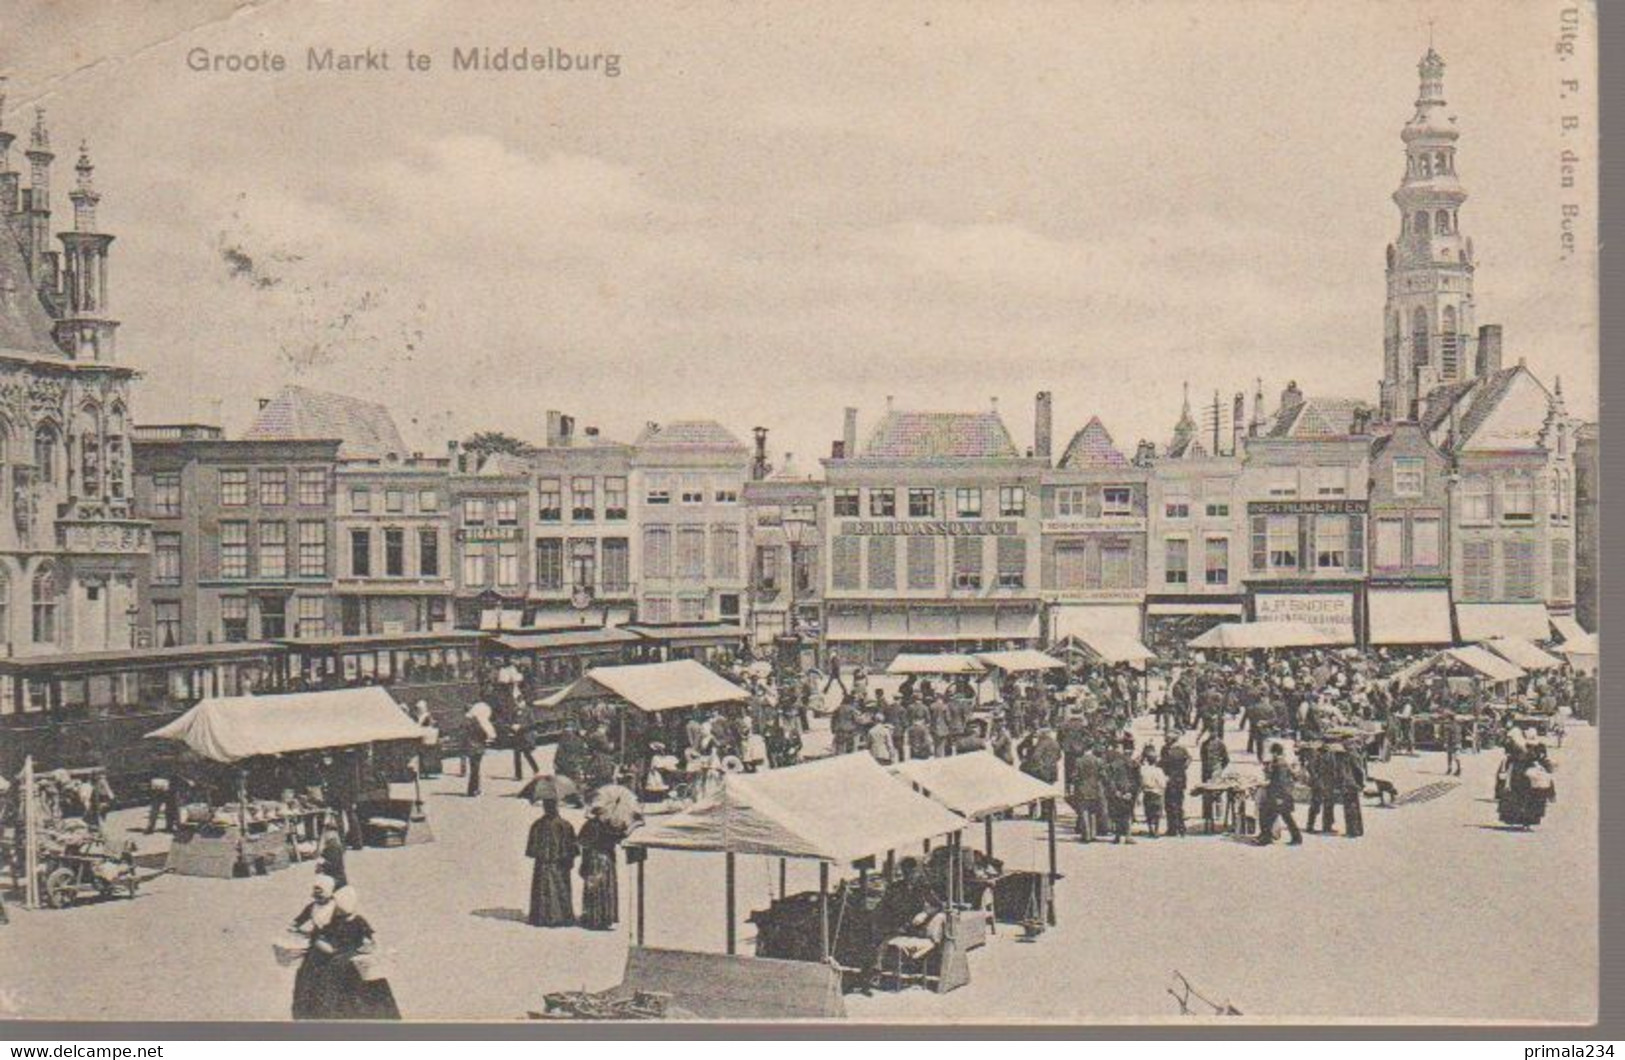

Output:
xmin=55 ymin=137 xmax=117 ymax=362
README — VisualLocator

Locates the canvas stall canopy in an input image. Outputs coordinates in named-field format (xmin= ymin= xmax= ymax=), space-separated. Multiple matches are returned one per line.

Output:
xmin=886 ymin=653 xmax=986 ymax=676
xmin=1484 ymin=637 xmax=1563 ymax=672
xmin=1366 ymin=588 xmax=1454 ymax=645
xmin=973 ymin=649 xmax=1066 ymax=674
xmin=623 ymin=754 xmax=965 ymax=865
xmin=145 ymin=687 xmax=424 ymax=763
xmin=1390 ymin=645 xmax=1526 ymax=687
xmin=1188 ymin=620 xmax=1331 ymax=651
xmin=1455 ymin=603 xmax=1552 ymax=643
xmin=541 ymin=659 xmax=748 ymax=713
xmin=894 ymin=751 xmax=1058 ymax=819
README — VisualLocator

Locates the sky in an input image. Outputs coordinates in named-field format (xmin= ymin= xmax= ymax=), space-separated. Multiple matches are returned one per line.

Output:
xmin=2 ymin=0 xmax=1598 ymax=467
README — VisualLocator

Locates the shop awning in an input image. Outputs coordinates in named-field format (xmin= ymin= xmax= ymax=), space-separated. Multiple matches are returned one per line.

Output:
xmin=624 ymin=754 xmax=965 ymax=864
xmin=1557 ymin=632 xmax=1598 ymax=656
xmin=145 ymin=687 xmax=424 ymax=763
xmin=886 ymin=653 xmax=986 ymax=676
xmin=974 ymin=649 xmax=1066 ymax=673
xmin=541 ymin=660 xmax=749 ymax=713
xmin=624 ymin=624 xmax=748 ymax=646
xmin=1484 ymin=637 xmax=1563 ymax=672
xmin=1455 ymin=603 xmax=1552 ymax=643
xmin=1367 ymin=588 xmax=1454 ymax=645
xmin=1188 ymin=620 xmax=1332 ymax=650
xmin=894 ymin=751 xmax=1059 ymax=819
xmin=1551 ymin=615 xmax=1595 ymax=648
xmin=1391 ymin=645 xmax=1526 ymax=686
xmin=1054 ymin=633 xmax=1156 ymax=664
xmin=494 ymin=627 xmax=643 ymax=652
xmin=1145 ymin=601 xmax=1245 ymax=616
xmin=1051 ymin=603 xmax=1141 ymax=641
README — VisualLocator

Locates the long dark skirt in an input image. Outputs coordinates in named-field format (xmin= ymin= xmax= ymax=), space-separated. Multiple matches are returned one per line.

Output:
xmin=580 ymin=865 xmax=619 ymax=930
xmin=292 ymin=951 xmax=340 ymax=1020
xmin=529 ymin=861 xmax=575 ymax=926
xmin=1498 ymin=779 xmax=1550 ymax=827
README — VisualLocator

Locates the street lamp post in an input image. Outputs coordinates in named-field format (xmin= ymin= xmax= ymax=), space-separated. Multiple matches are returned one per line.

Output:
xmin=782 ymin=505 xmax=815 ymax=665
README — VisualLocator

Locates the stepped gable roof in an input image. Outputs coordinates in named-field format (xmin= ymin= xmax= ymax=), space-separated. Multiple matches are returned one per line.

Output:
xmin=0 ymin=231 xmax=65 ymax=360
xmin=243 ymin=385 xmax=407 ymax=460
xmin=634 ymin=420 xmax=748 ymax=452
xmin=1057 ymin=416 xmax=1128 ymax=469
xmin=860 ymin=410 xmax=1019 ymax=460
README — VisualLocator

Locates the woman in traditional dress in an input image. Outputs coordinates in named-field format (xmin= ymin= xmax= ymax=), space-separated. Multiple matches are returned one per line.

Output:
xmin=577 ymin=805 xmax=625 ymax=931
xmin=290 ymin=875 xmax=342 ymax=1019
xmin=324 ymin=886 xmax=402 ymax=1019
xmin=1497 ymin=736 xmax=1556 ymax=829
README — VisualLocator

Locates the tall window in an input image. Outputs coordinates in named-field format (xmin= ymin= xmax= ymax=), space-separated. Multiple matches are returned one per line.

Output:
xmin=570 ymin=539 xmax=596 ymax=591
xmin=152 ymin=473 xmax=182 ymax=517
xmin=297 ymin=468 xmax=328 ymax=506
xmin=906 ymin=537 xmax=935 ymax=589
xmin=496 ymin=498 xmax=520 ymax=525
xmin=643 ymin=597 xmax=673 ymax=624
xmin=1501 ymin=477 xmax=1535 ymax=523
xmin=1375 ymin=518 xmax=1404 ymax=569
xmin=711 ymin=527 xmax=739 ymax=579
xmin=1100 ymin=541 xmax=1132 ymax=589
xmin=572 ymin=477 xmax=595 ymax=521
xmin=831 ymin=535 xmax=861 ymax=590
xmin=105 ymin=407 xmax=127 ymax=499
xmin=643 ymin=527 xmax=671 ymax=578
xmin=462 ymin=545 xmax=487 ymax=587
xmin=220 ymin=597 xmax=248 ymax=643
xmin=419 ymin=529 xmax=440 ymax=577
xmin=908 ymin=489 xmax=936 ymax=518
xmin=956 ymin=488 xmax=983 ymax=518
xmin=220 ymin=469 xmax=249 ymax=507
xmin=1552 ymin=539 xmax=1572 ymax=599
xmin=154 ymin=602 xmax=181 ymax=648
xmin=1412 ymin=307 xmax=1430 ymax=366
xmin=1440 ymin=306 xmax=1459 ymax=379
xmin=1412 ymin=517 xmax=1442 ymax=568
xmin=536 ymin=539 xmax=564 ymax=590
xmin=604 ymin=477 xmax=628 ymax=520
xmin=154 ymin=533 xmax=182 ymax=586
xmin=33 ymin=424 xmax=57 ymax=485
xmin=678 ymin=528 xmax=707 ymax=578
xmin=296 ymin=597 xmax=326 ymax=638
xmin=1392 ymin=457 xmax=1425 ymax=498
xmin=385 ymin=529 xmax=405 ymax=576
xmin=1461 ymin=539 xmax=1494 ymax=600
xmin=462 ymin=497 xmax=487 ymax=526
xmin=1461 ymin=476 xmax=1492 ymax=522
xmin=31 ymin=564 xmax=59 ymax=644
xmin=220 ymin=522 xmax=249 ymax=579
xmin=678 ymin=596 xmax=706 ymax=622
xmin=865 ymin=537 xmax=895 ymax=590
xmin=1164 ymin=539 xmax=1189 ymax=585
xmin=258 ymin=596 xmax=287 ymax=639
xmin=1503 ymin=540 xmax=1538 ymax=600
xmin=537 ymin=478 xmax=561 ymax=521
xmin=350 ymin=529 xmax=372 ymax=577
xmin=996 ymin=537 xmax=1026 ymax=588
xmin=833 ymin=489 xmax=860 ymax=517
xmin=80 ymin=424 xmax=101 ymax=497
xmin=259 ymin=469 xmax=287 ymax=506
xmin=869 ymin=489 xmax=895 ymax=517
xmin=602 ymin=538 xmax=630 ymax=592
xmin=1204 ymin=537 xmax=1229 ymax=585
xmin=496 ymin=542 xmax=520 ymax=587
xmin=1315 ymin=515 xmax=1348 ymax=569
xmin=952 ymin=536 xmax=984 ymax=589
xmin=259 ymin=522 xmax=287 ymax=578
xmin=1267 ymin=515 xmax=1299 ymax=570
xmin=297 ymin=522 xmax=327 ymax=577
xmin=757 ymin=545 xmax=781 ymax=592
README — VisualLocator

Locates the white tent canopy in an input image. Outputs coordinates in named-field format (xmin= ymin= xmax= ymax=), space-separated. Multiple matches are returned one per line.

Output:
xmin=886 ymin=653 xmax=986 ymax=676
xmin=1367 ymin=588 xmax=1454 ymax=645
xmin=974 ymin=649 xmax=1066 ymax=673
xmin=1484 ymin=637 xmax=1563 ymax=672
xmin=624 ymin=754 xmax=965 ymax=864
xmin=1188 ymin=620 xmax=1332 ymax=650
xmin=145 ymin=687 xmax=424 ymax=763
xmin=1391 ymin=645 xmax=1527 ymax=687
xmin=1456 ymin=603 xmax=1552 ymax=643
xmin=1054 ymin=632 xmax=1156 ymax=664
xmin=894 ymin=751 xmax=1059 ymax=819
xmin=541 ymin=660 xmax=748 ymax=713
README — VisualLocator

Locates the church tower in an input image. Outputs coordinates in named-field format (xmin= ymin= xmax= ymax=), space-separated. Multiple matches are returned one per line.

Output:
xmin=1381 ymin=46 xmax=1478 ymax=422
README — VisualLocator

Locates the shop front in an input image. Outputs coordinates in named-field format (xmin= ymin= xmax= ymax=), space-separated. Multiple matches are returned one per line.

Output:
xmin=1142 ymin=597 xmax=1246 ymax=656
xmin=824 ymin=602 xmax=1041 ymax=669
xmin=1366 ymin=584 xmax=1454 ymax=646
xmin=1248 ymin=582 xmax=1364 ymax=646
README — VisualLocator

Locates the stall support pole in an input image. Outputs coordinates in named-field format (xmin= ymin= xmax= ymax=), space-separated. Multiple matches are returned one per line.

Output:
xmin=22 ymin=756 xmax=38 ymax=909
xmin=818 ymin=862 xmax=831 ymax=962
xmin=1045 ymin=798 xmax=1059 ymax=926
xmin=636 ymin=858 xmax=646 ymax=946
xmin=778 ymin=857 xmax=787 ymax=900
xmin=984 ymin=816 xmax=996 ymax=860
xmin=724 ymin=852 xmax=738 ymax=955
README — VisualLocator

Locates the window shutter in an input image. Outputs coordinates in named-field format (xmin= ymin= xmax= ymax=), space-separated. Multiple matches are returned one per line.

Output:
xmin=1250 ymin=516 xmax=1267 ymax=572
xmin=1347 ymin=515 xmax=1364 ymax=572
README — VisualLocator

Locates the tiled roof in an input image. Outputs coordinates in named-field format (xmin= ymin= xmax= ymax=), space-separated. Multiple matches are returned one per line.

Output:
xmin=634 ymin=420 xmax=748 ymax=452
xmin=1453 ymin=368 xmax=1527 ymax=450
xmin=0 ymin=231 xmax=65 ymax=359
xmin=1267 ymin=397 xmax=1367 ymax=438
xmin=1419 ymin=379 xmax=1480 ymax=434
xmin=243 ymin=385 xmax=408 ymax=459
xmin=1058 ymin=416 xmax=1129 ymax=469
xmin=859 ymin=411 xmax=1019 ymax=460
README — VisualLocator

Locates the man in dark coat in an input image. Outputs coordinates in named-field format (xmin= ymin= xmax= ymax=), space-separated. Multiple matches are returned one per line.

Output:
xmin=1101 ymin=746 xmax=1140 ymax=844
xmin=831 ymin=695 xmax=860 ymax=755
xmin=1331 ymin=744 xmax=1365 ymax=838
xmin=1159 ymin=735 xmax=1191 ymax=837
xmin=526 ymin=799 xmax=578 ymax=926
xmin=1070 ymin=744 xmax=1106 ymax=842
xmin=509 ymin=698 xmax=540 ymax=780
xmin=1256 ymin=743 xmax=1303 ymax=846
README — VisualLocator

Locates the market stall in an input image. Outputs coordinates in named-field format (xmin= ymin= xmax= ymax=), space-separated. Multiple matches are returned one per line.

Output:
xmin=1388 ymin=646 xmax=1527 ymax=750
xmin=1483 ymin=637 xmax=1564 ymax=673
xmin=1187 ymin=620 xmax=1333 ymax=651
xmin=144 ymin=687 xmax=432 ymax=878
xmin=892 ymin=751 xmax=1060 ymax=936
xmin=620 ymin=754 xmax=969 ymax=1008
xmin=5 ymin=758 xmax=139 ymax=910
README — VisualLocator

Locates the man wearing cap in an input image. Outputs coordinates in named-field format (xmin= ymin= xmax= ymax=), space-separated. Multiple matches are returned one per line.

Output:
xmin=1160 ymin=734 xmax=1191 ymax=837
xmin=1256 ymin=743 xmax=1303 ymax=846
xmin=1199 ymin=729 xmax=1230 ymax=832
xmin=1332 ymin=743 xmax=1366 ymax=838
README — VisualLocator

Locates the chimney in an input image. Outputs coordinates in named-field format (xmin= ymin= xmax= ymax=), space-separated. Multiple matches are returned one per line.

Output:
xmin=750 ymin=426 xmax=770 ymax=481
xmin=1251 ymin=378 xmax=1266 ymax=436
xmin=842 ymin=407 xmax=858 ymax=458
xmin=447 ymin=439 xmax=463 ymax=472
xmin=1133 ymin=439 xmax=1157 ymax=466
xmin=1280 ymin=380 xmax=1304 ymax=410
xmin=831 ymin=440 xmax=846 ymax=459
xmin=257 ymin=397 xmax=270 ymax=410
xmin=1034 ymin=391 xmax=1053 ymax=461
xmin=1477 ymin=324 xmax=1503 ymax=375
